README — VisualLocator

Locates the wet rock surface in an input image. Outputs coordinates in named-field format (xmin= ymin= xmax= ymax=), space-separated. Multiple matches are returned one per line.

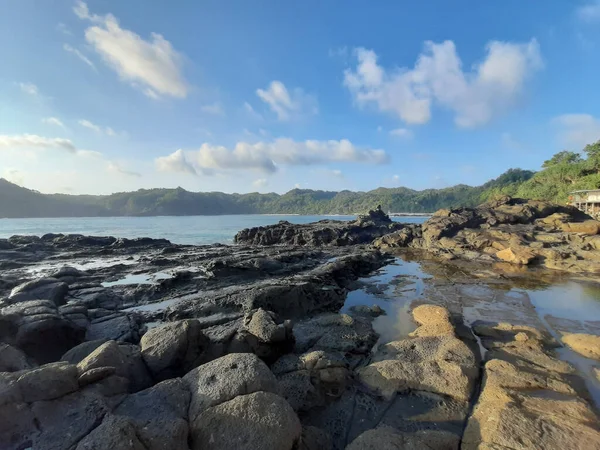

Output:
xmin=2 ymin=206 xmax=600 ymax=449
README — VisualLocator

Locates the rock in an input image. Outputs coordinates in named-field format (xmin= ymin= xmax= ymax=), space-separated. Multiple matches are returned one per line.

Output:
xmin=299 ymin=426 xmax=333 ymax=450
xmin=346 ymin=428 xmax=459 ymax=450
xmin=234 ymin=212 xmax=403 ymax=247
xmin=293 ymin=313 xmax=377 ymax=357
xmin=562 ymin=332 xmax=600 ymax=360
xmin=77 ymin=341 xmax=151 ymax=392
xmin=347 ymin=304 xmax=386 ymax=318
xmin=0 ymin=343 xmax=35 ymax=372
xmin=594 ymin=366 xmax=600 ymax=382
xmin=358 ymin=305 xmax=477 ymax=402
xmin=236 ymin=309 xmax=294 ymax=363
xmin=75 ymin=415 xmax=145 ymax=450
xmin=140 ymin=319 xmax=209 ymax=380
xmin=273 ymin=351 xmax=349 ymax=412
xmin=31 ymin=390 xmax=113 ymax=450
xmin=190 ymin=391 xmax=301 ymax=450
xmin=2 ymin=300 xmax=85 ymax=363
xmin=560 ymin=220 xmax=600 ymax=235
xmin=78 ymin=366 xmax=116 ymax=387
xmin=61 ymin=339 xmax=109 ymax=364
xmin=495 ymin=246 xmax=536 ymax=265
xmin=183 ymin=353 xmax=278 ymax=423
xmin=113 ymin=379 xmax=191 ymax=450
xmin=50 ymin=266 xmax=87 ymax=279
xmin=17 ymin=362 xmax=79 ymax=402
xmin=9 ymin=277 xmax=69 ymax=305
xmin=86 ymin=314 xmax=140 ymax=343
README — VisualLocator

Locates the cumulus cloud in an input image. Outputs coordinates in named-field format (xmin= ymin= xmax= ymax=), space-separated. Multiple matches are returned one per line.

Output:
xmin=78 ymin=119 xmax=117 ymax=136
xmin=107 ymin=162 xmax=141 ymax=177
xmin=577 ymin=0 xmax=600 ymax=22
xmin=18 ymin=82 xmax=39 ymax=96
xmin=256 ymin=81 xmax=318 ymax=121
xmin=74 ymin=1 xmax=188 ymax=98
xmin=389 ymin=128 xmax=413 ymax=138
xmin=553 ymin=114 xmax=600 ymax=149
xmin=200 ymin=102 xmax=225 ymax=116
xmin=64 ymin=44 xmax=96 ymax=70
xmin=344 ymin=40 xmax=542 ymax=128
xmin=155 ymin=149 xmax=197 ymax=175
xmin=157 ymin=138 xmax=388 ymax=175
xmin=42 ymin=117 xmax=66 ymax=128
xmin=252 ymin=178 xmax=268 ymax=188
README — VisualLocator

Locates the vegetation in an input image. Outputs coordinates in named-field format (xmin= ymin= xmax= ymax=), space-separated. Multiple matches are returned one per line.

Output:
xmin=2 ymin=141 xmax=599 ymax=218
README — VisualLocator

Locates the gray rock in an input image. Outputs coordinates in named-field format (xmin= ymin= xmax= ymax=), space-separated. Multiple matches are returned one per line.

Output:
xmin=76 ymin=341 xmax=151 ymax=393
xmin=245 ymin=308 xmax=286 ymax=342
xmin=61 ymin=339 xmax=109 ymax=364
xmin=190 ymin=391 xmax=301 ymax=450
xmin=236 ymin=309 xmax=294 ymax=363
xmin=31 ymin=390 xmax=112 ymax=450
xmin=78 ymin=366 xmax=116 ymax=387
xmin=17 ymin=362 xmax=79 ymax=402
xmin=183 ymin=353 xmax=278 ymax=422
xmin=51 ymin=266 xmax=87 ymax=279
xmin=0 ymin=343 xmax=35 ymax=372
xmin=75 ymin=415 xmax=146 ymax=450
xmin=86 ymin=314 xmax=139 ymax=343
xmin=299 ymin=426 xmax=333 ymax=450
xmin=9 ymin=277 xmax=69 ymax=306
xmin=141 ymin=319 xmax=209 ymax=380
xmin=0 ymin=400 xmax=38 ymax=450
xmin=346 ymin=428 xmax=459 ymax=450
xmin=114 ymin=379 xmax=191 ymax=450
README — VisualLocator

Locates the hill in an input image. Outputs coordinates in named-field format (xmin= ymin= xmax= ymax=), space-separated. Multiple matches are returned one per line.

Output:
xmin=0 ymin=169 xmax=535 ymax=218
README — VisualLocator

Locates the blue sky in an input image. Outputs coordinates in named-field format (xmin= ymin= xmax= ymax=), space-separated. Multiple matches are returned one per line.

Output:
xmin=1 ymin=0 xmax=600 ymax=195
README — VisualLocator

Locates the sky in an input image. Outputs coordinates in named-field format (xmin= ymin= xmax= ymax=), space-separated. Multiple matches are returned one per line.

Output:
xmin=1 ymin=0 xmax=600 ymax=195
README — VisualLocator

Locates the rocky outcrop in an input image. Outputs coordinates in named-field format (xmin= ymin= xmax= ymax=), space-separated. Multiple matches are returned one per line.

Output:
xmin=462 ymin=321 xmax=600 ymax=449
xmin=375 ymin=197 xmax=600 ymax=274
xmin=235 ymin=207 xmax=404 ymax=246
xmin=8 ymin=278 xmax=68 ymax=305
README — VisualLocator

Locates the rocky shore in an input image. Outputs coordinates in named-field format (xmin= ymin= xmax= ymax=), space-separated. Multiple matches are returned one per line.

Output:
xmin=2 ymin=198 xmax=600 ymax=449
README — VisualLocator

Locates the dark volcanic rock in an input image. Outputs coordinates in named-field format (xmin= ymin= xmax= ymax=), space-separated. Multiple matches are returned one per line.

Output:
xmin=9 ymin=278 xmax=69 ymax=306
xmin=234 ymin=207 xmax=404 ymax=246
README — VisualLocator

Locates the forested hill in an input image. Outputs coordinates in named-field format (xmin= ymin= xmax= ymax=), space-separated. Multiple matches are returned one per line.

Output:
xmin=0 ymin=168 xmax=534 ymax=218
xmin=2 ymin=141 xmax=599 ymax=218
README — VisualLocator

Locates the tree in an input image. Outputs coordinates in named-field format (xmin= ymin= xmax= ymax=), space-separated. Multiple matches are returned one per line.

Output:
xmin=583 ymin=140 xmax=600 ymax=160
xmin=542 ymin=151 xmax=582 ymax=168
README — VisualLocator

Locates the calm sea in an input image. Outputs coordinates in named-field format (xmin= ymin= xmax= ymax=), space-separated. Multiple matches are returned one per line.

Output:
xmin=0 ymin=215 xmax=428 ymax=245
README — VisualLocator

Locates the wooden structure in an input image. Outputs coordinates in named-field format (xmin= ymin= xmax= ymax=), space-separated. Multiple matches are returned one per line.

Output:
xmin=568 ymin=189 xmax=600 ymax=217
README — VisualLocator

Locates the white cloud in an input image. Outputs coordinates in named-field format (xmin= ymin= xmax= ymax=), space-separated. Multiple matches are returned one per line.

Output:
xmin=294 ymin=183 xmax=301 ymax=189
xmin=18 ymin=82 xmax=39 ymax=96
xmin=42 ymin=117 xmax=66 ymax=128
xmin=389 ymin=128 xmax=413 ymax=138
xmin=344 ymin=40 xmax=542 ymax=128
xmin=243 ymin=102 xmax=264 ymax=120
xmin=200 ymin=102 xmax=225 ymax=116
xmin=56 ymin=23 xmax=73 ymax=36
xmin=107 ymin=162 xmax=141 ymax=177
xmin=377 ymin=126 xmax=383 ymax=133
xmin=78 ymin=119 xmax=117 ymax=136
xmin=0 ymin=134 xmax=77 ymax=153
xmin=256 ymin=81 xmax=318 ymax=121
xmin=2 ymin=168 xmax=25 ymax=185
xmin=252 ymin=178 xmax=268 ymax=188
xmin=325 ymin=169 xmax=344 ymax=179
xmin=64 ymin=44 xmax=97 ymax=70
xmin=155 ymin=149 xmax=197 ymax=175
xmin=577 ymin=1 xmax=600 ymax=22
xmin=160 ymin=138 xmax=388 ymax=175
xmin=553 ymin=114 xmax=600 ymax=149
xmin=74 ymin=1 xmax=188 ymax=98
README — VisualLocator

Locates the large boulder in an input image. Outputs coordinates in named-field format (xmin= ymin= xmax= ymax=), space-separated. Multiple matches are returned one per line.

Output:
xmin=113 ymin=379 xmax=191 ymax=450
xmin=61 ymin=339 xmax=109 ymax=364
xmin=140 ymin=319 xmax=209 ymax=380
xmin=234 ymin=308 xmax=294 ymax=363
xmin=85 ymin=313 xmax=141 ymax=343
xmin=190 ymin=391 xmax=301 ymax=450
xmin=9 ymin=278 xmax=68 ymax=305
xmin=346 ymin=427 xmax=459 ymax=450
xmin=16 ymin=362 xmax=79 ymax=403
xmin=75 ymin=415 xmax=146 ymax=450
xmin=1 ymin=300 xmax=85 ymax=363
xmin=183 ymin=353 xmax=278 ymax=423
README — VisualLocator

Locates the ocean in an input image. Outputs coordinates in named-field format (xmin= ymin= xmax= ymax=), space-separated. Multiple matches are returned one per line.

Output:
xmin=0 ymin=215 xmax=429 ymax=245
